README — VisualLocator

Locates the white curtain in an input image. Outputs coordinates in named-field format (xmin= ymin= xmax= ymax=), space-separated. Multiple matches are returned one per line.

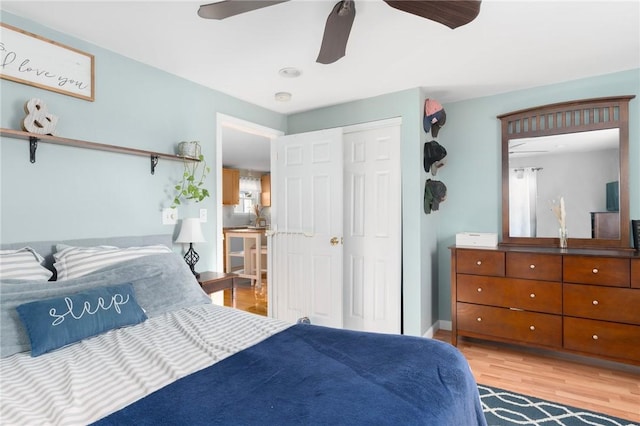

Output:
xmin=239 ymin=176 xmax=262 ymax=193
xmin=509 ymin=168 xmax=539 ymax=237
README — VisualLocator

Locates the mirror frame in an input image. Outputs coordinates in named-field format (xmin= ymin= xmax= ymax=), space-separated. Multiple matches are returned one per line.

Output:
xmin=498 ymin=96 xmax=635 ymax=249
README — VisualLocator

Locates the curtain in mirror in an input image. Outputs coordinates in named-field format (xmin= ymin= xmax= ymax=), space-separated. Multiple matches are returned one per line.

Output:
xmin=509 ymin=168 xmax=539 ymax=237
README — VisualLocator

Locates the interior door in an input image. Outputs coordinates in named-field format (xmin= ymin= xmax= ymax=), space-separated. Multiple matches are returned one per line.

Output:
xmin=343 ymin=123 xmax=401 ymax=333
xmin=270 ymin=128 xmax=344 ymax=327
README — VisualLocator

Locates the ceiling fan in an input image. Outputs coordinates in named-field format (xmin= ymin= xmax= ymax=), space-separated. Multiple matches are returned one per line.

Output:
xmin=198 ymin=0 xmax=482 ymax=64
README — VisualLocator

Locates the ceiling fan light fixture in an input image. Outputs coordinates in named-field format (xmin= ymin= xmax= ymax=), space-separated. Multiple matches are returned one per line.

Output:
xmin=278 ymin=67 xmax=302 ymax=78
xmin=275 ymin=92 xmax=292 ymax=102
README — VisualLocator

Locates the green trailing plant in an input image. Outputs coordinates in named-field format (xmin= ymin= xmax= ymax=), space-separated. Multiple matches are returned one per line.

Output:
xmin=171 ymin=154 xmax=211 ymax=208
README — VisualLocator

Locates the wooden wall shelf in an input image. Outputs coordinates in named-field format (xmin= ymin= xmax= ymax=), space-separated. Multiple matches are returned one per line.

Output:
xmin=0 ymin=128 xmax=200 ymax=175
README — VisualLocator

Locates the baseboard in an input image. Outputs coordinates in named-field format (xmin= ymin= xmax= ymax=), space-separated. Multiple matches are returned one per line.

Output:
xmin=438 ymin=320 xmax=452 ymax=331
xmin=422 ymin=320 xmax=452 ymax=338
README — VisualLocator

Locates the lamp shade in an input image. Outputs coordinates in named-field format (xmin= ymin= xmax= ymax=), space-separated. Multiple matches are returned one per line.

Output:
xmin=176 ymin=218 xmax=206 ymax=243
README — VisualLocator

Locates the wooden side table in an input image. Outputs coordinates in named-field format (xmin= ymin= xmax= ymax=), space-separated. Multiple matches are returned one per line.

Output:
xmin=197 ymin=271 xmax=238 ymax=307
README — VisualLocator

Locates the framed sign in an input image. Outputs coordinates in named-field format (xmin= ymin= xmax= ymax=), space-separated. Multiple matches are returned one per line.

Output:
xmin=0 ymin=23 xmax=94 ymax=101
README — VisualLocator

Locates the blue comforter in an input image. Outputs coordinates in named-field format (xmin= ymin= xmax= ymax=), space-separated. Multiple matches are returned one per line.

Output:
xmin=96 ymin=324 xmax=486 ymax=425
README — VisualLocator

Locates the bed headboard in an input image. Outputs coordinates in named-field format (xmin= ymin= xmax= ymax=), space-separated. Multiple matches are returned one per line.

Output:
xmin=0 ymin=234 xmax=173 ymax=273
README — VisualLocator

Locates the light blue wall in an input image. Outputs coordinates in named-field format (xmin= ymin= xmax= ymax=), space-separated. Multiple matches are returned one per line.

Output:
xmin=287 ymin=89 xmax=433 ymax=336
xmin=437 ymin=69 xmax=640 ymax=321
xmin=0 ymin=12 xmax=286 ymax=271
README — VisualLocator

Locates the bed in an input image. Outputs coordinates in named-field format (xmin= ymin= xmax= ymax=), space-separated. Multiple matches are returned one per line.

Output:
xmin=0 ymin=235 xmax=487 ymax=425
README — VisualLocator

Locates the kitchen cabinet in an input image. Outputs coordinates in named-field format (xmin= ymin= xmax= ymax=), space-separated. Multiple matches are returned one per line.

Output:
xmin=222 ymin=168 xmax=239 ymax=205
xmin=260 ymin=173 xmax=271 ymax=207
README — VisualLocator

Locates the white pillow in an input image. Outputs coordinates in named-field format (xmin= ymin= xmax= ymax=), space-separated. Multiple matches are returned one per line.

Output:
xmin=53 ymin=244 xmax=173 ymax=280
xmin=0 ymin=247 xmax=53 ymax=281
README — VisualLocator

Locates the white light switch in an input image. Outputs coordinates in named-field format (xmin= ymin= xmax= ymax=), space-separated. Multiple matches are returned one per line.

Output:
xmin=200 ymin=208 xmax=207 ymax=223
xmin=162 ymin=208 xmax=177 ymax=225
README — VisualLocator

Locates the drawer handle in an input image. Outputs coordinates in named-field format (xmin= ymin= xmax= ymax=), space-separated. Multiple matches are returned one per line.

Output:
xmin=477 ymin=287 xmax=483 ymax=292
xmin=592 ymin=268 xmax=599 ymax=274
xmin=476 ymin=317 xmax=482 ymax=322
xmin=476 ymin=260 xmax=482 ymax=266
xmin=530 ymin=293 xmax=536 ymax=298
xmin=529 ymin=325 xmax=535 ymax=331
xmin=592 ymin=334 xmax=599 ymax=340
xmin=592 ymin=300 xmax=599 ymax=305
xmin=529 ymin=264 xmax=535 ymax=269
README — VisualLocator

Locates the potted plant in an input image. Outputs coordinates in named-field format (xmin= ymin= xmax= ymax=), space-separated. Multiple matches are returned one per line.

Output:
xmin=171 ymin=143 xmax=211 ymax=208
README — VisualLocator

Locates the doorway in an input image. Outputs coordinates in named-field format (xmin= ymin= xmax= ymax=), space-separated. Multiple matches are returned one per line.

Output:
xmin=215 ymin=114 xmax=283 ymax=312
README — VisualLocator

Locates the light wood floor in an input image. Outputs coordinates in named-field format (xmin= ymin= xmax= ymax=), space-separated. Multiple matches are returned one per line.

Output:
xmin=434 ymin=331 xmax=640 ymax=422
xmin=222 ymin=279 xmax=267 ymax=316
xmin=222 ymin=284 xmax=640 ymax=422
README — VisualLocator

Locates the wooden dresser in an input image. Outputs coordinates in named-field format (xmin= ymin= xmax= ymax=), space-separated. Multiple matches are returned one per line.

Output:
xmin=450 ymin=246 xmax=640 ymax=365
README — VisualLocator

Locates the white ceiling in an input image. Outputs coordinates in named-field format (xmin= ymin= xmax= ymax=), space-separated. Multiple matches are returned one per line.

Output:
xmin=221 ymin=126 xmax=271 ymax=172
xmin=2 ymin=1 xmax=638 ymax=173
xmin=2 ymin=1 xmax=638 ymax=116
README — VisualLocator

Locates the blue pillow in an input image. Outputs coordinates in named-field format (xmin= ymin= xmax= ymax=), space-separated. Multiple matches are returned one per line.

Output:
xmin=16 ymin=283 xmax=147 ymax=357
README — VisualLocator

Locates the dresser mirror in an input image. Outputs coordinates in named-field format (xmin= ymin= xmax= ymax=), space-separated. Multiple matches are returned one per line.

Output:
xmin=499 ymin=96 xmax=634 ymax=249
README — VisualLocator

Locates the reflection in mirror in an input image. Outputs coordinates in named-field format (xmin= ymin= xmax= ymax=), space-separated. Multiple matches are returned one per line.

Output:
xmin=499 ymin=96 xmax=633 ymax=249
xmin=508 ymin=129 xmax=619 ymax=239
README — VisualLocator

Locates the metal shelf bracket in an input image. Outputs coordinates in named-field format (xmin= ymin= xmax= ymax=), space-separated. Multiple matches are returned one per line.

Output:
xmin=29 ymin=136 xmax=39 ymax=163
xmin=150 ymin=155 xmax=159 ymax=175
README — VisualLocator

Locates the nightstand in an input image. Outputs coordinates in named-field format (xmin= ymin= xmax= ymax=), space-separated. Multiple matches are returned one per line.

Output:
xmin=197 ymin=271 xmax=238 ymax=305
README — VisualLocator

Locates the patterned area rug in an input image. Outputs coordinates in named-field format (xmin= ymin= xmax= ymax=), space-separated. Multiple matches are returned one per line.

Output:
xmin=479 ymin=385 xmax=638 ymax=426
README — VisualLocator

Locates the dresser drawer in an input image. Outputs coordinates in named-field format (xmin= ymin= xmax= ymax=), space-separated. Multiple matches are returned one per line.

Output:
xmin=563 ymin=256 xmax=630 ymax=287
xmin=632 ymin=258 xmax=640 ymax=289
xmin=456 ymin=249 xmax=505 ymax=277
xmin=506 ymin=252 xmax=562 ymax=281
xmin=457 ymin=275 xmax=561 ymax=314
xmin=564 ymin=317 xmax=640 ymax=363
xmin=563 ymin=284 xmax=640 ymax=325
xmin=457 ymin=303 xmax=562 ymax=348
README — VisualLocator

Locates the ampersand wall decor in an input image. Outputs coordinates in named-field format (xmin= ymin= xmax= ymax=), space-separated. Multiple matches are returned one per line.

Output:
xmin=22 ymin=98 xmax=59 ymax=135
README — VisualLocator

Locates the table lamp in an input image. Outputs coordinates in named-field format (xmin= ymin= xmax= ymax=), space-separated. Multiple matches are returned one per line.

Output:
xmin=176 ymin=218 xmax=206 ymax=277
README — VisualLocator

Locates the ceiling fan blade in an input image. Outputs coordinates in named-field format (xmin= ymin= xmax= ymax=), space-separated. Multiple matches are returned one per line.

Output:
xmin=383 ymin=0 xmax=481 ymax=29
xmin=509 ymin=150 xmax=548 ymax=154
xmin=198 ymin=0 xmax=289 ymax=20
xmin=316 ymin=0 xmax=356 ymax=65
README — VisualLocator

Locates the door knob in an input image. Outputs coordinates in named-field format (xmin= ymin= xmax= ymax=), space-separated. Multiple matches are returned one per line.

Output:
xmin=330 ymin=237 xmax=340 ymax=246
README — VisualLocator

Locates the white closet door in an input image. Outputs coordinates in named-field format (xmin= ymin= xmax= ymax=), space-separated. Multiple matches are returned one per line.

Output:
xmin=270 ymin=128 xmax=344 ymax=327
xmin=343 ymin=123 xmax=402 ymax=334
